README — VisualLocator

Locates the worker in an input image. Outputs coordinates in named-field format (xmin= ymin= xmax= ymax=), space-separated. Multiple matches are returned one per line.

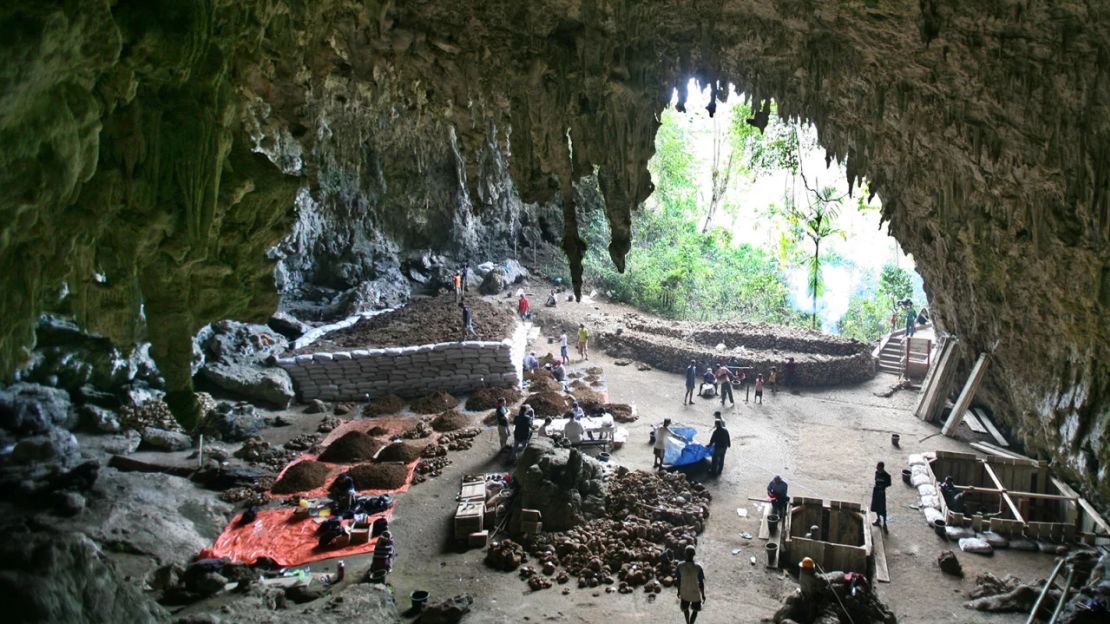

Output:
xmin=452 ymin=272 xmax=463 ymax=302
xmin=767 ymin=475 xmax=789 ymax=517
xmin=684 ymin=359 xmax=697 ymax=405
xmin=563 ymin=416 xmax=585 ymax=445
xmin=871 ymin=461 xmax=892 ymax=531
xmin=461 ymin=265 xmax=470 ymax=292
xmin=551 ymin=359 xmax=567 ymax=383
xmin=545 ymin=289 xmax=557 ymax=307
xmin=518 ymin=293 xmax=530 ymax=319
xmin=495 ymin=397 xmax=511 ymax=453
xmin=940 ymin=475 xmax=963 ymax=512
xmin=675 ymin=545 xmax=706 ymax=624
xmin=576 ymin=323 xmax=589 ymax=360
xmin=769 ymin=367 xmax=778 ymax=395
xmin=904 ymin=301 xmax=916 ymax=337
xmin=460 ymin=302 xmax=477 ymax=339
xmin=523 ymin=351 xmax=539 ymax=372
xmin=716 ymin=364 xmax=735 ymax=407
xmin=539 ymin=417 xmax=554 ymax=437
xmin=510 ymin=405 xmax=534 ymax=461
xmin=784 ymin=357 xmax=797 ymax=390
xmin=559 ymin=332 xmax=569 ymax=363
xmin=653 ymin=418 xmax=677 ymax=470
xmin=708 ymin=417 xmax=731 ymax=477
xmin=700 ymin=367 xmax=716 ymax=397
xmin=569 ymin=400 xmax=585 ymax=420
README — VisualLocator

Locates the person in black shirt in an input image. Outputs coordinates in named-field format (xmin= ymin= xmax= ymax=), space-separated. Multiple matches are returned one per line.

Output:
xmin=461 ymin=302 xmax=477 ymax=339
xmin=767 ymin=476 xmax=789 ymax=517
xmin=510 ymin=405 xmax=534 ymax=461
xmin=871 ymin=461 xmax=892 ymax=532
xmin=708 ymin=417 xmax=731 ymax=477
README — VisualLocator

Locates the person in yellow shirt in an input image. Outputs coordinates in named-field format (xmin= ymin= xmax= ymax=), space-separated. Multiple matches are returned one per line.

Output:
xmin=576 ymin=323 xmax=589 ymax=361
xmin=769 ymin=366 xmax=778 ymax=395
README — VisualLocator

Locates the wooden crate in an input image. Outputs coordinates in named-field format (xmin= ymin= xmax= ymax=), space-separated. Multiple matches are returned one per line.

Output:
xmin=782 ymin=498 xmax=871 ymax=575
xmin=454 ymin=502 xmax=485 ymax=540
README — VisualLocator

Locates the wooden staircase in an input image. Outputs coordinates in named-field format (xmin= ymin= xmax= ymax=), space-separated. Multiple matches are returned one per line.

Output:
xmin=874 ymin=326 xmax=933 ymax=377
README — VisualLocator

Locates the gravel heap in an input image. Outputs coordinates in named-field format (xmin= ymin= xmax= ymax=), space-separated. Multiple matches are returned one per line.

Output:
xmin=376 ymin=441 xmax=429 ymax=463
xmin=318 ymin=431 xmax=384 ymax=463
xmin=271 ymin=461 xmax=332 ymax=494
xmin=363 ymin=394 xmax=406 ymax=416
xmin=410 ymin=392 xmax=460 ymax=414
xmin=465 ymin=386 xmax=523 ymax=411
xmin=347 ymin=462 xmax=409 ymax=490
xmin=603 ymin=403 xmax=637 ymax=423
xmin=494 ymin=468 xmax=712 ymax=594
xmin=292 ymin=295 xmax=516 ymax=353
xmin=527 ymin=376 xmax=563 ymax=393
xmin=524 ymin=392 xmax=570 ymax=417
xmin=431 ymin=409 xmax=472 ymax=432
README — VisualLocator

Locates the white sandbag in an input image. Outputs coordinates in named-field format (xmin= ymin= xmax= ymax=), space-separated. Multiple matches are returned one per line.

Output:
xmin=911 ymin=464 xmax=930 ymax=478
xmin=1037 ymin=541 xmax=1066 ymax=555
xmin=1009 ymin=539 xmax=1038 ymax=551
xmin=923 ymin=507 xmax=945 ymax=525
xmin=917 ymin=484 xmax=937 ymax=497
xmin=958 ymin=537 xmax=993 ymax=554
xmin=978 ymin=532 xmax=1009 ymax=549
xmin=911 ymin=473 xmax=932 ymax=488
xmin=907 ymin=453 xmax=927 ymax=466
xmin=919 ymin=495 xmax=940 ymax=510
xmin=946 ymin=525 xmax=976 ymax=540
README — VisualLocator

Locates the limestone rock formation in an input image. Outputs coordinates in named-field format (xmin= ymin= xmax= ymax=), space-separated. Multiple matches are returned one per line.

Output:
xmin=0 ymin=1 xmax=1108 ymax=507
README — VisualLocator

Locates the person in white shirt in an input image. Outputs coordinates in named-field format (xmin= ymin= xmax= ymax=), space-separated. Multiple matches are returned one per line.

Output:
xmin=563 ymin=418 xmax=585 ymax=444
xmin=559 ymin=332 xmax=569 ymax=363
xmin=653 ymin=418 xmax=677 ymax=470
xmin=676 ymin=545 xmax=706 ymax=624
xmin=523 ymin=352 xmax=539 ymax=372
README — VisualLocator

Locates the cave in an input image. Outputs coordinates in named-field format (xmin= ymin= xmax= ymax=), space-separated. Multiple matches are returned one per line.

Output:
xmin=1 ymin=1 xmax=1108 ymax=622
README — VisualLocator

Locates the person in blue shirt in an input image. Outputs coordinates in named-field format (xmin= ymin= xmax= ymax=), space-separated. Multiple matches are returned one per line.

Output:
xmin=684 ymin=360 xmax=698 ymax=405
xmin=767 ymin=475 xmax=789 ymax=517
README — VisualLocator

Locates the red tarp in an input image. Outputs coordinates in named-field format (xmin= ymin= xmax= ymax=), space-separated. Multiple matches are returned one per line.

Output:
xmin=203 ymin=416 xmax=432 ymax=566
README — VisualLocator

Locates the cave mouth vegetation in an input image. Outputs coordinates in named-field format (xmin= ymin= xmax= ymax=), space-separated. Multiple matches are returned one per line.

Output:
xmin=1 ymin=1 xmax=1108 ymax=622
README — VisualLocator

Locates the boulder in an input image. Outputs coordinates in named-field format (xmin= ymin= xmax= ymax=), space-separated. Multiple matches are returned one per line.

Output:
xmin=55 ymin=491 xmax=86 ymax=516
xmin=204 ymin=402 xmax=263 ymax=442
xmin=16 ymin=316 xmax=162 ymax=393
xmin=514 ymin=437 xmax=607 ymax=531
xmin=500 ymin=258 xmax=529 ymax=284
xmin=267 ymin=312 xmax=311 ymax=340
xmin=198 ymin=363 xmax=294 ymax=408
xmin=419 ymin=593 xmax=473 ymax=624
xmin=0 ymin=382 xmax=74 ymax=434
xmin=479 ymin=268 xmax=509 ymax=295
xmin=10 ymin=427 xmax=80 ymax=467
xmin=0 ymin=531 xmax=164 ymax=623
xmin=79 ymin=404 xmax=121 ymax=433
xmin=937 ymin=550 xmax=963 ymax=576
xmin=140 ymin=427 xmax=193 ymax=452
xmin=194 ymin=321 xmax=289 ymax=368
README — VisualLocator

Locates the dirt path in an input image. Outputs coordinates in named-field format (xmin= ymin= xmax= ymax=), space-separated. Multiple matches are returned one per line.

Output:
xmin=377 ymin=312 xmax=1055 ymax=623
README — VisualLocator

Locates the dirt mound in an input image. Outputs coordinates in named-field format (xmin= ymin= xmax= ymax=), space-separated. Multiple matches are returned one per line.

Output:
xmin=410 ymin=392 xmax=460 ymax=414
xmin=585 ymin=367 xmax=603 ymax=375
xmin=271 ymin=461 xmax=332 ymax=494
xmin=465 ymin=386 xmax=522 ymax=411
xmin=431 ymin=409 xmax=472 ymax=432
xmin=347 ymin=462 xmax=410 ymax=490
xmin=524 ymin=367 xmax=553 ymax=381
xmin=364 ymin=394 xmax=406 ymax=416
xmin=570 ymin=387 xmax=605 ymax=410
xmin=528 ymin=376 xmax=562 ymax=393
xmin=524 ymin=392 xmax=570 ymax=417
xmin=376 ymin=441 xmax=429 ymax=463
xmin=604 ymin=403 xmax=637 ymax=423
xmin=292 ymin=295 xmax=517 ymax=353
xmin=317 ymin=431 xmax=384 ymax=463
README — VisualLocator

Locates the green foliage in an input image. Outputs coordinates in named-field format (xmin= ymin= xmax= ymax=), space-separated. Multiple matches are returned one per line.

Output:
xmin=838 ymin=287 xmax=889 ymax=342
xmin=879 ymin=264 xmax=914 ymax=304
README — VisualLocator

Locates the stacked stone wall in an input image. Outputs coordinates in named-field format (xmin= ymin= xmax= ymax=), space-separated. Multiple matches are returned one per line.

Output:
xmin=276 ymin=324 xmax=527 ymax=401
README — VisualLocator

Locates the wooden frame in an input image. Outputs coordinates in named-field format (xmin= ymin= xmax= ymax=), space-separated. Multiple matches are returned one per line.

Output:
xmin=782 ymin=497 xmax=873 ymax=576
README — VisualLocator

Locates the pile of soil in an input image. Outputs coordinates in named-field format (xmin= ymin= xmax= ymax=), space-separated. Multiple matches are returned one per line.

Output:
xmin=318 ymin=431 xmax=384 ymax=463
xmin=465 ymin=386 xmax=522 ymax=411
xmin=604 ymin=403 xmax=637 ymax=423
xmin=527 ymin=376 xmax=562 ymax=393
xmin=570 ymin=387 xmax=605 ymax=411
xmin=524 ymin=367 xmax=553 ymax=381
xmin=347 ymin=462 xmax=410 ymax=490
xmin=376 ymin=441 xmax=429 ymax=463
xmin=271 ymin=461 xmax=332 ymax=494
xmin=292 ymin=295 xmax=517 ymax=353
xmin=410 ymin=392 xmax=460 ymax=414
xmin=364 ymin=394 xmax=406 ymax=416
xmin=431 ymin=409 xmax=472 ymax=432
xmin=366 ymin=425 xmax=390 ymax=436
xmin=585 ymin=367 xmax=603 ymax=375
xmin=524 ymin=392 xmax=570 ymax=417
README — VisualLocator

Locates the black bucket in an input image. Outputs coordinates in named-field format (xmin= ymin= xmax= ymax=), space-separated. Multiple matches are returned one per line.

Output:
xmin=891 ymin=433 xmax=901 ymax=448
xmin=932 ymin=519 xmax=947 ymax=539
xmin=767 ymin=514 xmax=780 ymax=536
xmin=410 ymin=590 xmax=429 ymax=611
xmin=765 ymin=542 xmax=779 ymax=567
xmin=901 ymin=468 xmax=912 ymax=485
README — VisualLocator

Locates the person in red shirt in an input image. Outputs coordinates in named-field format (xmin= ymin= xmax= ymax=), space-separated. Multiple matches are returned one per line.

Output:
xmin=518 ymin=293 xmax=529 ymax=319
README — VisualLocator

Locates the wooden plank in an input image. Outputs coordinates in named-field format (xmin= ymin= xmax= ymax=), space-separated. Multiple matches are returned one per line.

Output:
xmin=942 ymin=353 xmax=991 ymax=437
xmin=963 ymin=410 xmax=988 ymax=434
xmin=914 ymin=337 xmax=959 ymax=422
xmin=970 ymin=442 xmax=1019 ymax=459
xmin=983 ymin=463 xmax=1025 ymax=523
xmin=758 ymin=503 xmax=771 ymax=540
xmin=870 ymin=525 xmax=890 ymax=583
xmin=974 ymin=408 xmax=1010 ymax=447
xmin=980 ymin=441 xmax=1028 ymax=459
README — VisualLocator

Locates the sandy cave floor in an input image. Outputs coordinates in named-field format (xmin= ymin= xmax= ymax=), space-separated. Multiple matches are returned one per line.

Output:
xmin=169 ymin=293 xmax=1057 ymax=623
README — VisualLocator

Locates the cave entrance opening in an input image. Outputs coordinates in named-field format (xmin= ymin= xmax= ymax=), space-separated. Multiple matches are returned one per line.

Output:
xmin=577 ymin=78 xmax=926 ymax=343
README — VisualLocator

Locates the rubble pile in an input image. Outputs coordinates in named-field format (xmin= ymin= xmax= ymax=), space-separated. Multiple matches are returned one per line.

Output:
xmin=233 ymin=437 xmax=298 ymax=472
xmin=772 ymin=571 xmax=897 ymax=623
xmin=438 ymin=427 xmax=481 ymax=451
xmin=410 ymin=392 xmax=460 ymax=414
xmin=363 ymin=394 xmax=406 ymax=416
xmin=413 ymin=456 xmax=451 ymax=483
xmin=283 ymin=433 xmax=322 ymax=452
xmin=118 ymin=399 xmax=179 ymax=431
xmin=485 ymin=539 xmax=528 ymax=571
xmin=400 ymin=419 xmax=433 ymax=439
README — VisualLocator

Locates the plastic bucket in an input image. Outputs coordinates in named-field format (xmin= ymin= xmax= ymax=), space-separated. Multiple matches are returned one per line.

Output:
xmin=891 ymin=433 xmax=901 ymax=448
xmin=767 ymin=514 xmax=780 ymax=536
xmin=765 ymin=542 xmax=779 ymax=567
xmin=932 ymin=519 xmax=947 ymax=539
xmin=410 ymin=590 xmax=429 ymax=611
xmin=598 ymin=452 xmax=610 ymax=462
xmin=901 ymin=469 xmax=912 ymax=485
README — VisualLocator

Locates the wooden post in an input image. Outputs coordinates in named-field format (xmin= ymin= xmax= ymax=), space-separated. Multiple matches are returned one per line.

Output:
xmin=941 ymin=353 xmax=990 ymax=437
xmin=914 ymin=336 xmax=959 ymax=421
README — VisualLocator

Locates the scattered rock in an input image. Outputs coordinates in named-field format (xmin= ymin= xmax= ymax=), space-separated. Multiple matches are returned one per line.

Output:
xmin=140 ymin=427 xmax=193 ymax=452
xmin=10 ymin=427 xmax=80 ymax=466
xmin=938 ymin=550 xmax=963 ymax=576
xmin=204 ymin=402 xmax=263 ymax=442
xmin=304 ymin=399 xmax=328 ymax=414
xmin=79 ymin=404 xmax=121 ymax=433
xmin=55 ymin=491 xmax=86 ymax=516
xmin=0 ymin=382 xmax=74 ymax=434
xmin=198 ymin=363 xmax=295 ymax=409
xmin=267 ymin=312 xmax=310 ymax=340
xmin=419 ymin=593 xmax=474 ymax=624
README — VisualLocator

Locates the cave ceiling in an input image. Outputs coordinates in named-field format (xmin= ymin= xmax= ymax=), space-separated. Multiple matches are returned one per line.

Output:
xmin=1 ymin=0 xmax=1109 ymax=502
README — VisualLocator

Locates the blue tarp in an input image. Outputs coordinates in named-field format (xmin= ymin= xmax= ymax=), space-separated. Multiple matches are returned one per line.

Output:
xmin=662 ymin=426 xmax=712 ymax=466
xmin=674 ymin=442 xmax=713 ymax=467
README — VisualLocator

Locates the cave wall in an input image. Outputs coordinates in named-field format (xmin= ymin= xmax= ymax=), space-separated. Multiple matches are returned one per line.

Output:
xmin=2 ymin=1 xmax=1109 ymax=504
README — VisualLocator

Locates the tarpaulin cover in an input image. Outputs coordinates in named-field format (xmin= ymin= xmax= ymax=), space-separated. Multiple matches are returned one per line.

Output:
xmin=663 ymin=426 xmax=705 ymax=466
xmin=674 ymin=443 xmax=713 ymax=467
xmin=198 ymin=507 xmax=392 ymax=566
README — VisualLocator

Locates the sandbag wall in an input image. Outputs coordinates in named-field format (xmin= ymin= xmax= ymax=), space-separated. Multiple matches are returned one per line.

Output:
xmin=276 ymin=324 xmax=527 ymax=401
